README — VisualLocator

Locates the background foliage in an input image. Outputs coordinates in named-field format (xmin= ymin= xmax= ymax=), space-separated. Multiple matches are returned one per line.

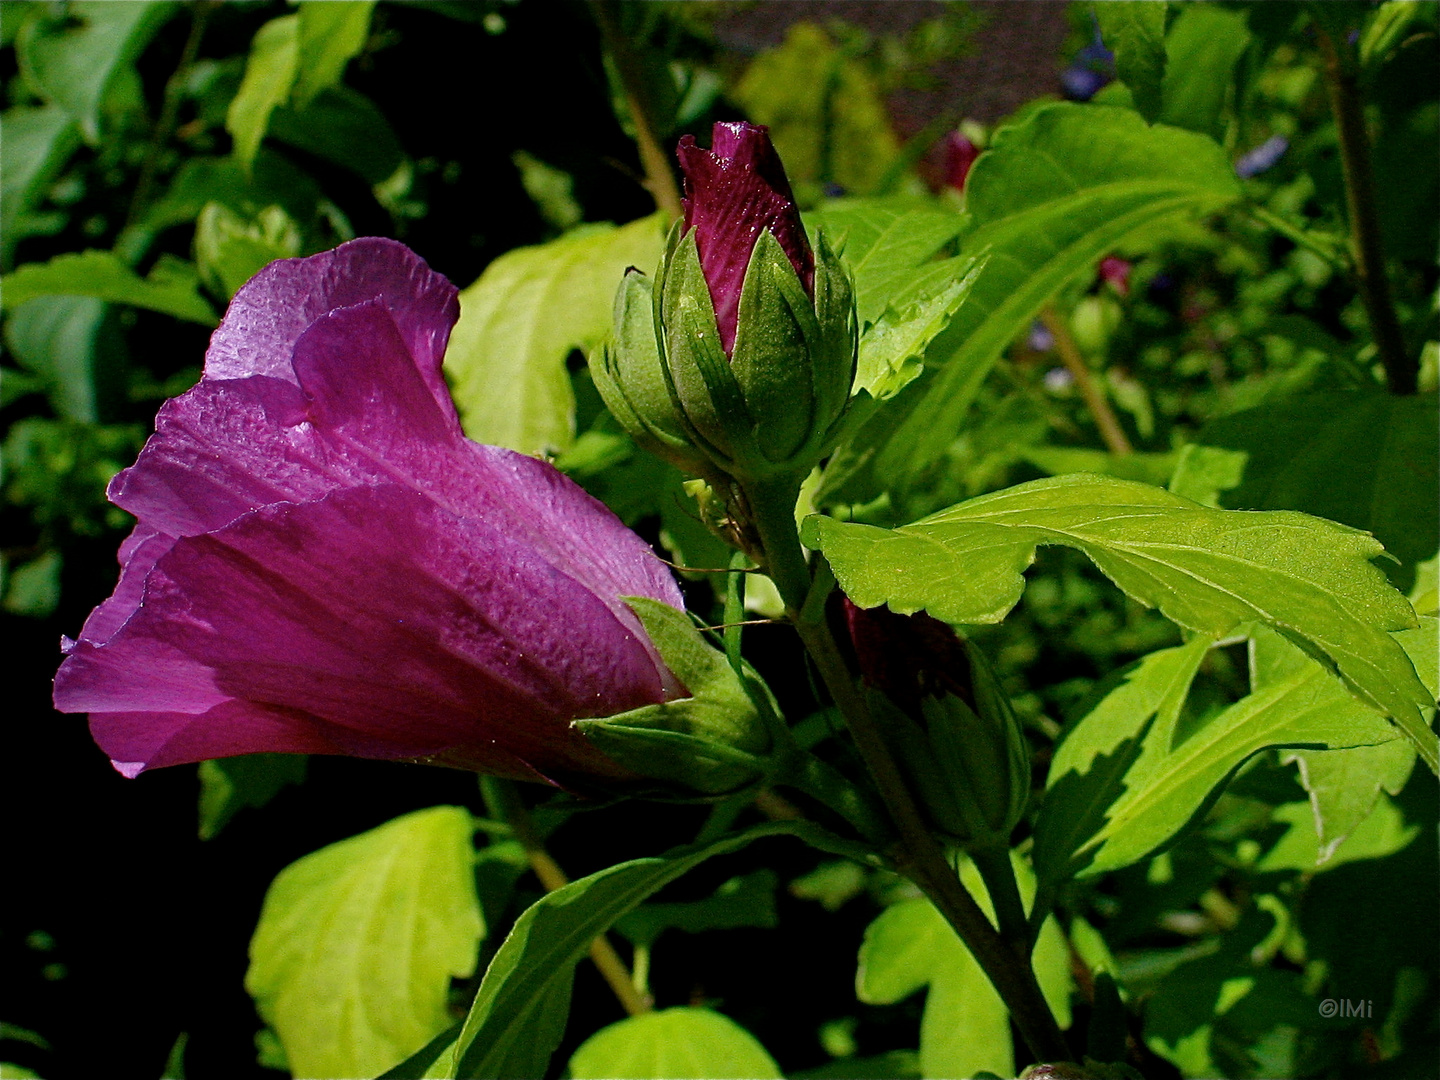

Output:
xmin=2 ymin=2 xmax=1436 ymax=1079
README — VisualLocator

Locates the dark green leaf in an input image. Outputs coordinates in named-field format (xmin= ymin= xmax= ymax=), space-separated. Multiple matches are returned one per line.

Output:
xmin=0 ymin=104 xmax=80 ymax=260
xmin=196 ymin=754 xmax=308 ymax=840
xmin=1094 ymin=2 xmax=1169 ymax=122
xmin=2 ymin=251 xmax=218 ymax=325
xmin=16 ymin=1 xmax=177 ymax=142
xmin=1201 ymin=391 xmax=1440 ymax=589
xmin=445 ymin=821 xmax=852 ymax=1079
xmin=3 ymin=295 xmax=125 ymax=422
xmin=1157 ymin=4 xmax=1252 ymax=138
xmin=268 ymin=86 xmax=405 ymax=187
xmin=613 ymin=870 xmax=778 ymax=946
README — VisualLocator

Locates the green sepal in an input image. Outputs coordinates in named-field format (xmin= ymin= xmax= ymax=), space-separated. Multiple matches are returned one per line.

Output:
xmin=658 ymin=228 xmax=756 ymax=470
xmin=730 ymin=229 xmax=822 ymax=466
xmin=575 ymin=597 xmax=776 ymax=797
xmin=591 ymin=269 xmax=712 ymax=477
xmin=810 ymin=229 xmax=859 ymax=451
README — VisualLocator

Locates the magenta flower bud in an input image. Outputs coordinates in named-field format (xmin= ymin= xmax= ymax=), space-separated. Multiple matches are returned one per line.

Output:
xmin=1097 ymin=255 xmax=1132 ymax=297
xmin=51 ymin=239 xmax=707 ymax=790
xmin=943 ymin=130 xmax=981 ymax=193
xmin=844 ymin=600 xmax=1030 ymax=849
xmin=591 ymin=121 xmax=855 ymax=489
xmin=677 ymin=121 xmax=815 ymax=355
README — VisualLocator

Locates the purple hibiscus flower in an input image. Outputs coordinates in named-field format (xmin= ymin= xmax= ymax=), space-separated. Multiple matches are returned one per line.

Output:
xmin=676 ymin=121 xmax=815 ymax=355
xmin=53 ymin=238 xmax=687 ymax=787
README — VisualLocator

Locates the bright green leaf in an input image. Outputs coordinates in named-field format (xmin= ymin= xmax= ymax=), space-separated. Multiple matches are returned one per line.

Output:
xmin=804 ymin=474 xmax=1435 ymax=770
xmin=568 ymin=1008 xmax=783 ymax=1080
xmin=734 ymin=23 xmax=901 ymax=196
xmin=16 ymin=1 xmax=177 ymax=142
xmin=1258 ymin=794 xmax=1418 ymax=873
xmin=1 ymin=549 xmax=61 ymax=618
xmin=1158 ymin=4 xmax=1251 ymax=138
xmin=1094 ymin=2 xmax=1169 ymax=122
xmin=1167 ymin=443 xmax=1248 ymax=507
xmin=196 ymin=754 xmax=307 ymax=840
xmin=2 ymin=251 xmax=218 ymax=325
xmin=293 ymin=0 xmax=374 ymax=107
xmin=446 ymin=215 xmax=664 ymax=455
xmin=226 ymin=15 xmax=300 ymax=174
xmin=245 ymin=807 xmax=483 ymax=1080
xmin=870 ymin=104 xmax=1241 ymax=488
xmin=854 ymin=256 xmax=982 ymax=401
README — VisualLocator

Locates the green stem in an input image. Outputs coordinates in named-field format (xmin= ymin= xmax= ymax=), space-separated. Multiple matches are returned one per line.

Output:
xmin=969 ymin=843 xmax=1031 ymax=956
xmin=480 ymin=778 xmax=652 ymax=1016
xmin=1243 ymin=205 xmax=1350 ymax=274
xmin=740 ymin=477 xmax=1070 ymax=1064
xmin=1312 ymin=18 xmax=1416 ymax=395
xmin=589 ymin=0 xmax=684 ymax=223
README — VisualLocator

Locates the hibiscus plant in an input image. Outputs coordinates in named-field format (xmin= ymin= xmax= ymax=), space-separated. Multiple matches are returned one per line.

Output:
xmin=3 ymin=3 xmax=1437 ymax=1080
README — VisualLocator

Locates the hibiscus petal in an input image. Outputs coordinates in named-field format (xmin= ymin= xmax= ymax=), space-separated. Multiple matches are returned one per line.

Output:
xmin=59 ymin=485 xmax=662 ymax=779
xmin=204 ymin=236 xmax=459 ymax=418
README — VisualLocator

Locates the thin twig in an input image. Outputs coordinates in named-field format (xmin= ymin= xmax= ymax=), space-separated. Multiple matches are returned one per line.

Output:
xmin=126 ymin=1 xmax=213 ymax=231
xmin=482 ymin=779 xmax=652 ymax=1016
xmin=1040 ymin=306 xmax=1133 ymax=456
xmin=590 ymin=0 xmax=684 ymax=223
xmin=1312 ymin=20 xmax=1416 ymax=395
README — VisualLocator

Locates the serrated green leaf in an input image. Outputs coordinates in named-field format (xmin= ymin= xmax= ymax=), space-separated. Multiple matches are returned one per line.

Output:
xmin=805 ymin=200 xmax=965 ymax=326
xmin=568 ymin=1008 xmax=782 ymax=1080
xmin=446 ymin=820 xmax=851 ymax=1080
xmin=196 ymin=753 xmax=307 ymax=840
xmin=1043 ymin=622 xmax=1435 ymax=880
xmin=2 ymin=251 xmax=218 ymax=325
xmin=1094 ymin=2 xmax=1169 ymax=122
xmin=1158 ymin=4 xmax=1251 ymax=138
xmin=805 ymin=474 xmax=1435 ymax=770
xmin=194 ymin=203 xmax=301 ymax=300
xmin=293 ymin=0 xmax=374 ymax=108
xmin=1279 ymin=618 xmax=1437 ymax=860
xmin=16 ymin=1 xmax=177 ymax=142
xmin=226 ymin=15 xmax=300 ymax=174
xmin=855 ymin=256 xmax=981 ymax=401
xmin=445 ymin=215 xmax=664 ymax=455
xmin=869 ymin=104 xmax=1241 ymax=489
xmin=1201 ymin=392 xmax=1440 ymax=587
xmin=1034 ymin=636 xmax=1212 ymax=892
xmin=246 ymin=807 xmax=483 ymax=1080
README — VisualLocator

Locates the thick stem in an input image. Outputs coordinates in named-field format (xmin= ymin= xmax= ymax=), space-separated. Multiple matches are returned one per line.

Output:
xmin=590 ymin=0 xmax=685 ymax=223
xmin=969 ymin=843 xmax=1031 ymax=956
xmin=1313 ymin=22 xmax=1416 ymax=395
xmin=481 ymin=778 xmax=652 ymax=1017
xmin=740 ymin=478 xmax=1070 ymax=1063
xmin=1040 ymin=306 xmax=1133 ymax=457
